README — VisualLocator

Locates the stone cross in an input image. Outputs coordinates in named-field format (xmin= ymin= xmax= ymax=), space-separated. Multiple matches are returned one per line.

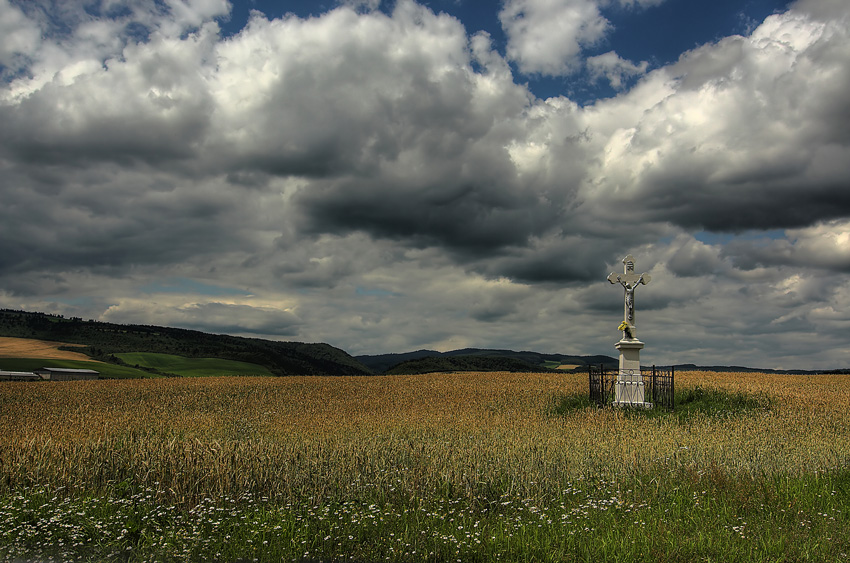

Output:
xmin=607 ymin=255 xmax=651 ymax=340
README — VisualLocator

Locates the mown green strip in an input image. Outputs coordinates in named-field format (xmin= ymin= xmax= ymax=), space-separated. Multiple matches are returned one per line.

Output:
xmin=115 ymin=352 xmax=274 ymax=377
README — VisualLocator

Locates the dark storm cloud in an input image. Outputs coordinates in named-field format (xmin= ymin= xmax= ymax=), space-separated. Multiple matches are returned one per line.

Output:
xmin=1 ymin=89 xmax=211 ymax=166
xmin=1 ymin=0 xmax=850 ymax=368
xmin=470 ymin=235 xmax=626 ymax=284
xmin=0 ymin=160 xmax=273 ymax=303
xmin=296 ymin=175 xmax=564 ymax=253
xmin=0 ymin=25 xmax=216 ymax=167
xmin=634 ymin=165 xmax=850 ymax=233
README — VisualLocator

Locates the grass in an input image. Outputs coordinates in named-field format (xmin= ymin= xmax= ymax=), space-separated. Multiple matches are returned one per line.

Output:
xmin=1 ymin=371 xmax=849 ymax=561
xmin=3 ymin=473 xmax=847 ymax=562
xmin=673 ymin=385 xmax=773 ymax=419
xmin=547 ymin=385 xmax=774 ymax=422
xmin=115 ymin=352 xmax=275 ymax=377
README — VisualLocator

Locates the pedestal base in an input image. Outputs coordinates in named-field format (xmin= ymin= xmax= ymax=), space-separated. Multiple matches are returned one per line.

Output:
xmin=613 ymin=372 xmax=653 ymax=408
xmin=613 ymin=338 xmax=652 ymax=408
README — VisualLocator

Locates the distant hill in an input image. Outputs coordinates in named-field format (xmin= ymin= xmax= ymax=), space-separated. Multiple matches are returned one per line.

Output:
xmin=672 ymin=364 xmax=825 ymax=375
xmin=357 ymin=348 xmax=618 ymax=374
xmin=0 ymin=310 xmax=372 ymax=376
xmin=383 ymin=355 xmax=559 ymax=375
xmin=11 ymin=309 xmax=826 ymax=380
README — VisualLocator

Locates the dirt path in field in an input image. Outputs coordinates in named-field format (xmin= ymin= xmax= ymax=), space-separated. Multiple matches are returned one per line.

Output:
xmin=0 ymin=337 xmax=96 ymax=361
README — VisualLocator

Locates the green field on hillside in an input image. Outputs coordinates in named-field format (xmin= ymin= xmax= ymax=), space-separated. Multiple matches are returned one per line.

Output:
xmin=115 ymin=352 xmax=275 ymax=377
xmin=0 ymin=358 xmax=156 ymax=379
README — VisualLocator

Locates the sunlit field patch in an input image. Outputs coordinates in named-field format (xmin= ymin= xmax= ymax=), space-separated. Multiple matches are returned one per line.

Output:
xmin=0 ymin=337 xmax=93 ymax=361
xmin=1 ymin=371 xmax=849 ymax=561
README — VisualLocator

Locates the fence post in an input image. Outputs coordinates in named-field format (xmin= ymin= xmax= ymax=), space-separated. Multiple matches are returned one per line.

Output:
xmin=652 ymin=364 xmax=658 ymax=408
xmin=671 ymin=365 xmax=675 ymax=411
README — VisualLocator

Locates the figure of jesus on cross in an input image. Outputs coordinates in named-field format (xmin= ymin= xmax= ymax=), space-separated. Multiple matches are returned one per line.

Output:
xmin=607 ymin=255 xmax=651 ymax=340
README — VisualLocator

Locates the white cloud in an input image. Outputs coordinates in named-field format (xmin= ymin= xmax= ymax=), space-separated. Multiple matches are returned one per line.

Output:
xmin=586 ymin=50 xmax=648 ymax=88
xmin=617 ymin=0 xmax=665 ymax=7
xmin=338 ymin=0 xmax=383 ymax=11
xmin=0 ymin=0 xmax=229 ymax=101
xmin=102 ymin=298 xmax=303 ymax=337
xmin=500 ymin=0 xmax=610 ymax=76
xmin=573 ymin=8 xmax=850 ymax=233
xmin=0 ymin=0 xmax=41 ymax=71
xmin=498 ymin=0 xmax=666 ymax=78
xmin=790 ymin=0 xmax=849 ymax=20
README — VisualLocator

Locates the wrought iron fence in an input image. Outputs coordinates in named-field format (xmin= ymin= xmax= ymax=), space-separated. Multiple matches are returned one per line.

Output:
xmin=588 ymin=364 xmax=616 ymax=406
xmin=588 ymin=364 xmax=674 ymax=410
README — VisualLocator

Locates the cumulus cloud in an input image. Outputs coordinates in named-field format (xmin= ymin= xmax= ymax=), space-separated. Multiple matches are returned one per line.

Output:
xmin=1 ymin=0 xmax=229 ymax=101
xmin=500 ymin=0 xmax=610 ymax=76
xmin=723 ymin=220 xmax=850 ymax=272
xmin=575 ymin=8 xmax=850 ymax=234
xmin=586 ymin=51 xmax=648 ymax=88
xmin=498 ymin=0 xmax=665 ymax=78
xmin=0 ymin=0 xmax=849 ymax=368
xmin=0 ymin=0 xmax=40 ymax=74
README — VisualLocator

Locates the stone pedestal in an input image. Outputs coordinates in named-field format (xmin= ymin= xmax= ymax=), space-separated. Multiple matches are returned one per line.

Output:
xmin=614 ymin=339 xmax=652 ymax=408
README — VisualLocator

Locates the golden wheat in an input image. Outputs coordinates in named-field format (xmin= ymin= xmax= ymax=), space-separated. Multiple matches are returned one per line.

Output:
xmin=1 ymin=371 xmax=848 ymax=507
xmin=0 ymin=337 xmax=94 ymax=361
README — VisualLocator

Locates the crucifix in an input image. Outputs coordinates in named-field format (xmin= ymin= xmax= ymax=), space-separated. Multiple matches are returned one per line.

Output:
xmin=605 ymin=254 xmax=653 ymax=407
xmin=607 ymin=254 xmax=651 ymax=340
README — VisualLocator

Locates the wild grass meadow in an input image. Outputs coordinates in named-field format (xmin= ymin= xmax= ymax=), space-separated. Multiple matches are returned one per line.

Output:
xmin=1 ymin=370 xmax=849 ymax=562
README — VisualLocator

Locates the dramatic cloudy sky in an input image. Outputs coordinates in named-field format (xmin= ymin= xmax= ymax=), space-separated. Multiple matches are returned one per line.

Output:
xmin=1 ymin=0 xmax=849 ymax=369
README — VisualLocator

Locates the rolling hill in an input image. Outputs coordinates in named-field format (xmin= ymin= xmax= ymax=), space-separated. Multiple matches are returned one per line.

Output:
xmin=357 ymin=348 xmax=618 ymax=374
xmin=0 ymin=310 xmax=829 ymax=379
xmin=0 ymin=309 xmax=372 ymax=376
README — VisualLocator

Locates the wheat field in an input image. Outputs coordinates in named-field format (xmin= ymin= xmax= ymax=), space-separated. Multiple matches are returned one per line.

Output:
xmin=0 ymin=337 xmax=94 ymax=361
xmin=1 ymin=370 xmax=848 ymax=561
xmin=1 ymin=370 xmax=848 ymax=504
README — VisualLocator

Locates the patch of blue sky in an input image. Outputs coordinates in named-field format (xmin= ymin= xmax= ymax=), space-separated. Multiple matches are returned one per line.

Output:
xmin=139 ymin=278 xmax=252 ymax=297
xmin=694 ymin=228 xmax=787 ymax=245
xmin=355 ymin=286 xmax=400 ymax=297
xmin=602 ymin=0 xmax=792 ymax=68
xmin=50 ymin=296 xmax=97 ymax=307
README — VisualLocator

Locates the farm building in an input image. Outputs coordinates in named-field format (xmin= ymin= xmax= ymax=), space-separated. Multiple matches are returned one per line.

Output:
xmin=0 ymin=370 xmax=45 ymax=381
xmin=34 ymin=367 xmax=99 ymax=381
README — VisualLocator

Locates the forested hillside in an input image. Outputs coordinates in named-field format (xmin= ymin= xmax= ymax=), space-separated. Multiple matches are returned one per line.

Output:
xmin=383 ymin=355 xmax=559 ymax=375
xmin=0 ymin=310 xmax=372 ymax=376
xmin=357 ymin=348 xmax=617 ymax=374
